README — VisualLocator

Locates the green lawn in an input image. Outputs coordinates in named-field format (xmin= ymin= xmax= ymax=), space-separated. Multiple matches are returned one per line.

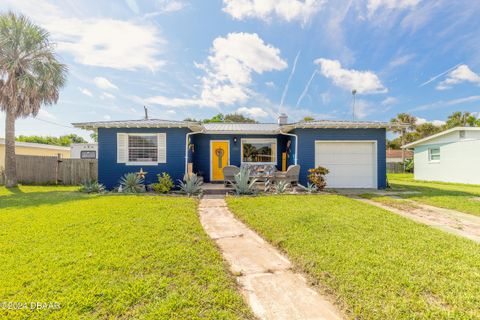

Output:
xmin=0 ymin=186 xmax=252 ymax=319
xmin=389 ymin=173 xmax=480 ymax=216
xmin=227 ymin=195 xmax=480 ymax=319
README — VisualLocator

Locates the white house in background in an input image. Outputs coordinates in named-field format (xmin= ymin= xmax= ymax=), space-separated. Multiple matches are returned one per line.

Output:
xmin=403 ymin=127 xmax=480 ymax=184
xmin=70 ymin=143 xmax=98 ymax=159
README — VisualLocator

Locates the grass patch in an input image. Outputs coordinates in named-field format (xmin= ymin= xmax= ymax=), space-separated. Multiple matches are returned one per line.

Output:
xmin=227 ymin=195 xmax=480 ymax=319
xmin=359 ymin=193 xmax=420 ymax=211
xmin=0 ymin=186 xmax=252 ymax=319
xmin=388 ymin=173 xmax=480 ymax=216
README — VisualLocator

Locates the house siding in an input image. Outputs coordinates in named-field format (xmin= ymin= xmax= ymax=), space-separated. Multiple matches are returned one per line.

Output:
xmin=413 ymin=131 xmax=480 ymax=184
xmin=191 ymin=134 xmax=290 ymax=182
xmin=98 ymin=127 xmax=190 ymax=189
xmin=292 ymin=128 xmax=387 ymax=188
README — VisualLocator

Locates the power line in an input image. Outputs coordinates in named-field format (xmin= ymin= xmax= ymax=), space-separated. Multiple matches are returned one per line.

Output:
xmin=33 ymin=117 xmax=75 ymax=129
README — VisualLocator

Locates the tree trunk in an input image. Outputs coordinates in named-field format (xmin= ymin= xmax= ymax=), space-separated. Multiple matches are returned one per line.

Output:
xmin=4 ymin=108 xmax=17 ymax=187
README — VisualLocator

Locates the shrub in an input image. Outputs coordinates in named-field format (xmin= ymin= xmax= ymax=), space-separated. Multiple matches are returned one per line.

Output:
xmin=119 ymin=173 xmax=145 ymax=193
xmin=178 ymin=174 xmax=203 ymax=196
xmin=404 ymin=158 xmax=414 ymax=173
xmin=79 ymin=180 xmax=105 ymax=193
xmin=275 ymin=181 xmax=290 ymax=194
xmin=307 ymin=166 xmax=329 ymax=190
xmin=233 ymin=167 xmax=257 ymax=195
xmin=302 ymin=182 xmax=318 ymax=194
xmin=151 ymin=173 xmax=174 ymax=193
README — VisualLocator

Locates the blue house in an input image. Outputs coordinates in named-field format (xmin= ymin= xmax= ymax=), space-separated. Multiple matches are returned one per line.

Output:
xmin=74 ymin=115 xmax=395 ymax=189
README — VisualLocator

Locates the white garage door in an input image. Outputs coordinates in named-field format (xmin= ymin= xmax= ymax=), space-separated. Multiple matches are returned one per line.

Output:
xmin=315 ymin=141 xmax=377 ymax=188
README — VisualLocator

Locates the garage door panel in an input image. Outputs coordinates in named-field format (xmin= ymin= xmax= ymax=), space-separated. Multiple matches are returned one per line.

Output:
xmin=315 ymin=141 xmax=377 ymax=188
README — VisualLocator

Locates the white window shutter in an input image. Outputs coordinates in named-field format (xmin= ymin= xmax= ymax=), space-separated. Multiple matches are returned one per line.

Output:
xmin=117 ymin=133 xmax=128 ymax=163
xmin=157 ymin=133 xmax=167 ymax=163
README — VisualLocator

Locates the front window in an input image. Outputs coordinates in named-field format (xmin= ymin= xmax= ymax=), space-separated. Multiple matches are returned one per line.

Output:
xmin=428 ymin=147 xmax=440 ymax=162
xmin=128 ymin=135 xmax=158 ymax=163
xmin=242 ymin=138 xmax=276 ymax=163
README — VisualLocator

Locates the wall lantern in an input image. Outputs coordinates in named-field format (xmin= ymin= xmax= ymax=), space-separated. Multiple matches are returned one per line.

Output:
xmin=233 ymin=137 xmax=238 ymax=144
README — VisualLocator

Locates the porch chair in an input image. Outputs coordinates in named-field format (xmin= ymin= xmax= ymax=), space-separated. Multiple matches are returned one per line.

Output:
xmin=273 ymin=165 xmax=301 ymax=185
xmin=223 ymin=165 xmax=240 ymax=186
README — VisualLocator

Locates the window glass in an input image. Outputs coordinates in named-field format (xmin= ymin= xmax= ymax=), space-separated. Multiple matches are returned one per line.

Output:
xmin=128 ymin=135 xmax=158 ymax=162
xmin=242 ymin=139 xmax=276 ymax=163
xmin=429 ymin=147 xmax=440 ymax=161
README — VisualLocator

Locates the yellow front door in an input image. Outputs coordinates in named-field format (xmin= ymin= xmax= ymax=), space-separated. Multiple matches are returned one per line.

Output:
xmin=211 ymin=141 xmax=229 ymax=181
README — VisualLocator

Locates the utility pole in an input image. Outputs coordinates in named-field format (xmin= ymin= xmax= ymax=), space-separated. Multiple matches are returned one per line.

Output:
xmin=351 ymin=89 xmax=357 ymax=121
xmin=144 ymin=106 xmax=149 ymax=120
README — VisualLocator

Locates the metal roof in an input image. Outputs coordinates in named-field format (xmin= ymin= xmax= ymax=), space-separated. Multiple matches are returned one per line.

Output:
xmin=72 ymin=119 xmax=404 ymax=132
xmin=285 ymin=120 xmax=404 ymax=130
xmin=403 ymin=127 xmax=480 ymax=148
xmin=72 ymin=119 xmax=203 ymax=131
xmin=203 ymin=123 xmax=280 ymax=134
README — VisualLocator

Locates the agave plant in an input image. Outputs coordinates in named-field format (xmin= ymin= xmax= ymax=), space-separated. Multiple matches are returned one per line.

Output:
xmin=302 ymin=183 xmax=318 ymax=194
xmin=119 ymin=173 xmax=145 ymax=193
xmin=178 ymin=174 xmax=203 ymax=196
xmin=79 ymin=180 xmax=105 ymax=194
xmin=232 ymin=167 xmax=257 ymax=195
xmin=275 ymin=181 xmax=290 ymax=194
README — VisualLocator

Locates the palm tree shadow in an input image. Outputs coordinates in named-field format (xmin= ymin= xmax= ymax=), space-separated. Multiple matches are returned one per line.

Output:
xmin=0 ymin=188 xmax=93 ymax=210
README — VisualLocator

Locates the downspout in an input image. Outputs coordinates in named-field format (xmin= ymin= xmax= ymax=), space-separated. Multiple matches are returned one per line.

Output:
xmin=185 ymin=129 xmax=204 ymax=176
xmin=279 ymin=129 xmax=298 ymax=165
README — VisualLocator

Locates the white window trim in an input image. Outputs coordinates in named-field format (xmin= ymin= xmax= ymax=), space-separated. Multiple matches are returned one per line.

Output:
xmin=428 ymin=147 xmax=440 ymax=163
xmin=124 ymin=133 xmax=165 ymax=166
xmin=240 ymin=138 xmax=277 ymax=165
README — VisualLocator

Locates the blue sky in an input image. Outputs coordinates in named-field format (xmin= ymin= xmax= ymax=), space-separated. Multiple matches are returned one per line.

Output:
xmin=1 ymin=0 xmax=480 ymax=140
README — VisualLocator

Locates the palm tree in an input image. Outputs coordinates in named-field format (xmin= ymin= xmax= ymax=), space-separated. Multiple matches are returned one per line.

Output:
xmin=389 ymin=113 xmax=417 ymax=134
xmin=445 ymin=111 xmax=477 ymax=128
xmin=0 ymin=13 xmax=67 ymax=187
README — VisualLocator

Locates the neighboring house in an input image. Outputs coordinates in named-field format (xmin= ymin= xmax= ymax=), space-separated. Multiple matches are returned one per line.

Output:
xmin=73 ymin=115 xmax=399 ymax=189
xmin=386 ymin=149 xmax=413 ymax=163
xmin=403 ymin=127 xmax=480 ymax=184
xmin=0 ymin=138 xmax=70 ymax=169
xmin=71 ymin=143 xmax=98 ymax=159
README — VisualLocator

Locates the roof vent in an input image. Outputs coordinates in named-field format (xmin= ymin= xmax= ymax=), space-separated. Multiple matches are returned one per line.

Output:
xmin=278 ymin=113 xmax=288 ymax=125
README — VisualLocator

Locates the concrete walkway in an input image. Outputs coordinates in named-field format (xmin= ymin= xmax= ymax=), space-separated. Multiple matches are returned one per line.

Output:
xmin=199 ymin=198 xmax=342 ymax=320
xmin=355 ymin=197 xmax=480 ymax=243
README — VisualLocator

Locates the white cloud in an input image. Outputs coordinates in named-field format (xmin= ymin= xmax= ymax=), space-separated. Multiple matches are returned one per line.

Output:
xmin=416 ymin=117 xmax=445 ymax=126
xmin=103 ymin=115 xmax=112 ymax=120
xmin=265 ymin=81 xmax=276 ymax=88
xmin=1 ymin=0 xmax=166 ymax=71
xmin=411 ymin=95 xmax=480 ymax=111
xmin=436 ymin=64 xmax=480 ymax=90
xmin=94 ymin=77 xmax=118 ymax=91
xmin=158 ymin=0 xmax=186 ymax=12
xmin=352 ymin=99 xmax=372 ymax=119
xmin=367 ymin=0 xmax=420 ymax=16
xmin=381 ymin=96 xmax=398 ymax=106
xmin=222 ymin=0 xmax=324 ymax=24
xmin=388 ymin=54 xmax=415 ymax=68
xmin=78 ymin=87 xmax=93 ymax=97
xmin=38 ymin=109 xmax=57 ymax=120
xmin=100 ymin=92 xmax=116 ymax=100
xmin=145 ymin=33 xmax=287 ymax=108
xmin=315 ymin=58 xmax=387 ymax=94
xmin=237 ymin=107 xmax=269 ymax=118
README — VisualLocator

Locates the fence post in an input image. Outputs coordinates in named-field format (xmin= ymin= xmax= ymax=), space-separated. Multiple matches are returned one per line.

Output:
xmin=56 ymin=153 xmax=62 ymax=185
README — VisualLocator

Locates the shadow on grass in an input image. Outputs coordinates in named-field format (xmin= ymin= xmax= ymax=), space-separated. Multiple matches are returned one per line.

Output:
xmin=390 ymin=182 xmax=479 ymax=199
xmin=0 ymin=187 xmax=93 ymax=210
